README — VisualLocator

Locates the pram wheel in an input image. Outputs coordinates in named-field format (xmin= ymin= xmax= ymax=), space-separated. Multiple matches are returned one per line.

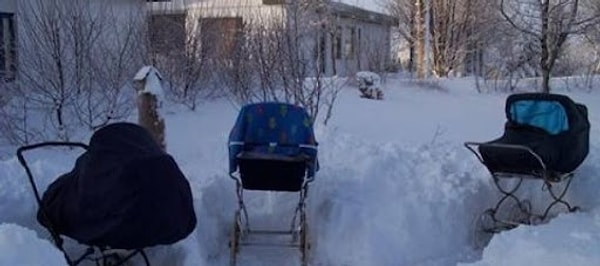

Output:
xmin=101 ymin=253 xmax=123 ymax=266
xmin=472 ymin=209 xmax=496 ymax=249
xmin=509 ymin=199 xmax=532 ymax=224
xmin=300 ymin=219 xmax=310 ymax=266
xmin=229 ymin=211 xmax=241 ymax=266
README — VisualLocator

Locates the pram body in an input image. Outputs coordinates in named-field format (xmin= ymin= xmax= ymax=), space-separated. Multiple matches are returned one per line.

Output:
xmin=228 ymin=102 xmax=318 ymax=266
xmin=465 ymin=93 xmax=590 ymax=248
xmin=18 ymin=123 xmax=196 ymax=266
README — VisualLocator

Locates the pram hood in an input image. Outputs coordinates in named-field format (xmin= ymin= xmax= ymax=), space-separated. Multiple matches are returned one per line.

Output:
xmin=480 ymin=93 xmax=590 ymax=174
xmin=39 ymin=123 xmax=196 ymax=249
xmin=228 ymin=102 xmax=318 ymax=177
xmin=505 ymin=93 xmax=589 ymax=135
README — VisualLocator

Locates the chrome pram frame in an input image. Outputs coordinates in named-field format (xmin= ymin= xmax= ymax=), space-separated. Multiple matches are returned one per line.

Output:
xmin=465 ymin=142 xmax=579 ymax=248
xmin=16 ymin=142 xmax=150 ymax=266
xmin=228 ymin=142 xmax=316 ymax=266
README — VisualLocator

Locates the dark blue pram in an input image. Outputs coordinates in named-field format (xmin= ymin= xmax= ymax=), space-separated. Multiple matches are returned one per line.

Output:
xmin=465 ymin=93 xmax=590 ymax=248
xmin=228 ymin=103 xmax=318 ymax=266
xmin=17 ymin=123 xmax=196 ymax=266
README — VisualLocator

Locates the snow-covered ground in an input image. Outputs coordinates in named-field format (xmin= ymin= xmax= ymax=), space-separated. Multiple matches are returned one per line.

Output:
xmin=1 ymin=76 xmax=599 ymax=266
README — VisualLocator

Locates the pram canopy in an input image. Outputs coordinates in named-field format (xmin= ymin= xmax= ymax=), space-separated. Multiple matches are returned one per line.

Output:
xmin=480 ymin=93 xmax=590 ymax=175
xmin=38 ymin=123 xmax=196 ymax=249
xmin=228 ymin=103 xmax=318 ymax=177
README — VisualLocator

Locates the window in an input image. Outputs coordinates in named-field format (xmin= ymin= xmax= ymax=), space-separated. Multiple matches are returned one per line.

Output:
xmin=199 ymin=17 xmax=243 ymax=60
xmin=333 ymin=26 xmax=342 ymax=59
xmin=148 ymin=14 xmax=186 ymax=57
xmin=313 ymin=27 xmax=327 ymax=74
xmin=0 ymin=13 xmax=16 ymax=80
xmin=357 ymin=28 xmax=362 ymax=67
xmin=344 ymin=27 xmax=356 ymax=59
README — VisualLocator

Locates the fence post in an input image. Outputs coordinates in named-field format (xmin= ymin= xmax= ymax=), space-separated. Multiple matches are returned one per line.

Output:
xmin=133 ymin=66 xmax=166 ymax=151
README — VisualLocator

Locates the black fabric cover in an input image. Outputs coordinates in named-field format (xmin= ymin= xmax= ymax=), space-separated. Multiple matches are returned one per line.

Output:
xmin=38 ymin=123 xmax=196 ymax=249
xmin=479 ymin=93 xmax=590 ymax=176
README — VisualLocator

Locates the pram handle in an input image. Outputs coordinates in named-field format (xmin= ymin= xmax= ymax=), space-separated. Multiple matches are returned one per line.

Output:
xmin=16 ymin=141 xmax=88 ymax=264
xmin=229 ymin=141 xmax=318 ymax=150
xmin=464 ymin=142 xmax=547 ymax=172
xmin=16 ymin=142 xmax=89 ymax=206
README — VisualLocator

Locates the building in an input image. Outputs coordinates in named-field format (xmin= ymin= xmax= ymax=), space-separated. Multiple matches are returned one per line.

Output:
xmin=0 ymin=0 xmax=157 ymax=83
xmin=0 ymin=0 xmax=16 ymax=81
xmin=148 ymin=0 xmax=397 ymax=77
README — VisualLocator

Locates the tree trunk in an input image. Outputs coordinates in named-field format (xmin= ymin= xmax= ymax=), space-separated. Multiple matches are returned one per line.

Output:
xmin=540 ymin=0 xmax=551 ymax=93
xmin=541 ymin=70 xmax=551 ymax=93
xmin=415 ymin=0 xmax=426 ymax=79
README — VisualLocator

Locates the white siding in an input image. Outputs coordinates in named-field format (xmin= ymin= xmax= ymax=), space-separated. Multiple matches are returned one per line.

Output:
xmin=315 ymin=18 xmax=391 ymax=76
xmin=14 ymin=0 xmax=147 ymax=82
xmin=150 ymin=0 xmax=270 ymax=10
xmin=151 ymin=0 xmax=285 ymax=25
xmin=149 ymin=0 xmax=393 ymax=77
xmin=0 ymin=0 xmax=15 ymax=13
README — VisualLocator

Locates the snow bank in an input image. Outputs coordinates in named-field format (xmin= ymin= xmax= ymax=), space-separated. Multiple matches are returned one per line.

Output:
xmin=461 ymin=210 xmax=600 ymax=266
xmin=308 ymin=128 xmax=492 ymax=265
xmin=0 ymin=150 xmax=80 ymax=229
xmin=0 ymin=77 xmax=599 ymax=266
xmin=0 ymin=223 xmax=65 ymax=266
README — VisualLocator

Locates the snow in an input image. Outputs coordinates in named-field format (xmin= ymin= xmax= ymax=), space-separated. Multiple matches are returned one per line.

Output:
xmin=134 ymin=66 xmax=165 ymax=101
xmin=0 ymin=223 xmax=65 ymax=266
xmin=356 ymin=71 xmax=381 ymax=87
xmin=0 ymin=75 xmax=599 ymax=266
xmin=461 ymin=210 xmax=600 ymax=266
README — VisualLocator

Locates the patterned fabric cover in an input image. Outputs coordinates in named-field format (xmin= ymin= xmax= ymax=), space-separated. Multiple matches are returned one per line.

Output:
xmin=229 ymin=102 xmax=318 ymax=176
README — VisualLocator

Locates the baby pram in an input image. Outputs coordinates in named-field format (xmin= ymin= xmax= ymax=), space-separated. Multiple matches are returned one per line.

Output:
xmin=228 ymin=103 xmax=318 ymax=266
xmin=465 ymin=93 xmax=589 ymax=248
xmin=16 ymin=122 xmax=196 ymax=266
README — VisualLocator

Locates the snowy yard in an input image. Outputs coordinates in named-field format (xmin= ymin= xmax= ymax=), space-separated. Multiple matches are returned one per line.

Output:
xmin=1 ymin=76 xmax=599 ymax=266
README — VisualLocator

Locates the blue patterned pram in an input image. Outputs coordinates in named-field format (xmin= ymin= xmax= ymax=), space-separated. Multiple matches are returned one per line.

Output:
xmin=226 ymin=102 xmax=318 ymax=265
xmin=228 ymin=102 xmax=318 ymax=191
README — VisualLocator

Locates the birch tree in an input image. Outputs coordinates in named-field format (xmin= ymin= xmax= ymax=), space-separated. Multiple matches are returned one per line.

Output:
xmin=500 ymin=0 xmax=600 ymax=92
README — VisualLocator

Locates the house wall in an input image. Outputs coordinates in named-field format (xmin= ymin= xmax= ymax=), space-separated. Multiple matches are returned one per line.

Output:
xmin=0 ymin=0 xmax=16 ymax=79
xmin=149 ymin=0 xmax=393 ymax=78
xmin=149 ymin=0 xmax=286 ymax=65
xmin=313 ymin=18 xmax=391 ymax=77
xmin=0 ymin=0 xmax=15 ymax=12
xmin=189 ymin=4 xmax=284 ymax=26
xmin=150 ymin=0 xmax=285 ymax=24
xmin=14 ymin=0 xmax=147 ymax=82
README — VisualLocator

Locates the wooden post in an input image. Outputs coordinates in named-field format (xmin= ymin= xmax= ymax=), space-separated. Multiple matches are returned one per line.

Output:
xmin=133 ymin=66 xmax=166 ymax=151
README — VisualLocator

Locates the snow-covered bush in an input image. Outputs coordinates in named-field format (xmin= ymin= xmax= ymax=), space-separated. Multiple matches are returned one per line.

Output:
xmin=356 ymin=71 xmax=383 ymax=100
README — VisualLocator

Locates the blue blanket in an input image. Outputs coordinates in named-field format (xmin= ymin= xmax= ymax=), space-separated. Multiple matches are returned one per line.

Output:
xmin=229 ymin=103 xmax=318 ymax=177
xmin=509 ymin=100 xmax=569 ymax=135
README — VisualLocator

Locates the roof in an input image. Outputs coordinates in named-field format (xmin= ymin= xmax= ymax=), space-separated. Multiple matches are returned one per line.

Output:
xmin=327 ymin=2 xmax=398 ymax=26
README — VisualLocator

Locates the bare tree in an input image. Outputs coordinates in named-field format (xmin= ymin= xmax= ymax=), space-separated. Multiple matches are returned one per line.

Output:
xmin=414 ymin=0 xmax=426 ymax=79
xmin=500 ymin=0 xmax=600 ymax=92
xmin=384 ymin=0 xmax=416 ymax=72
xmin=1 ymin=0 xmax=146 ymax=144
xmin=429 ymin=0 xmax=483 ymax=77
xmin=148 ymin=0 xmax=220 ymax=111
xmin=76 ymin=2 xmax=145 ymax=130
xmin=221 ymin=0 xmax=347 ymax=123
